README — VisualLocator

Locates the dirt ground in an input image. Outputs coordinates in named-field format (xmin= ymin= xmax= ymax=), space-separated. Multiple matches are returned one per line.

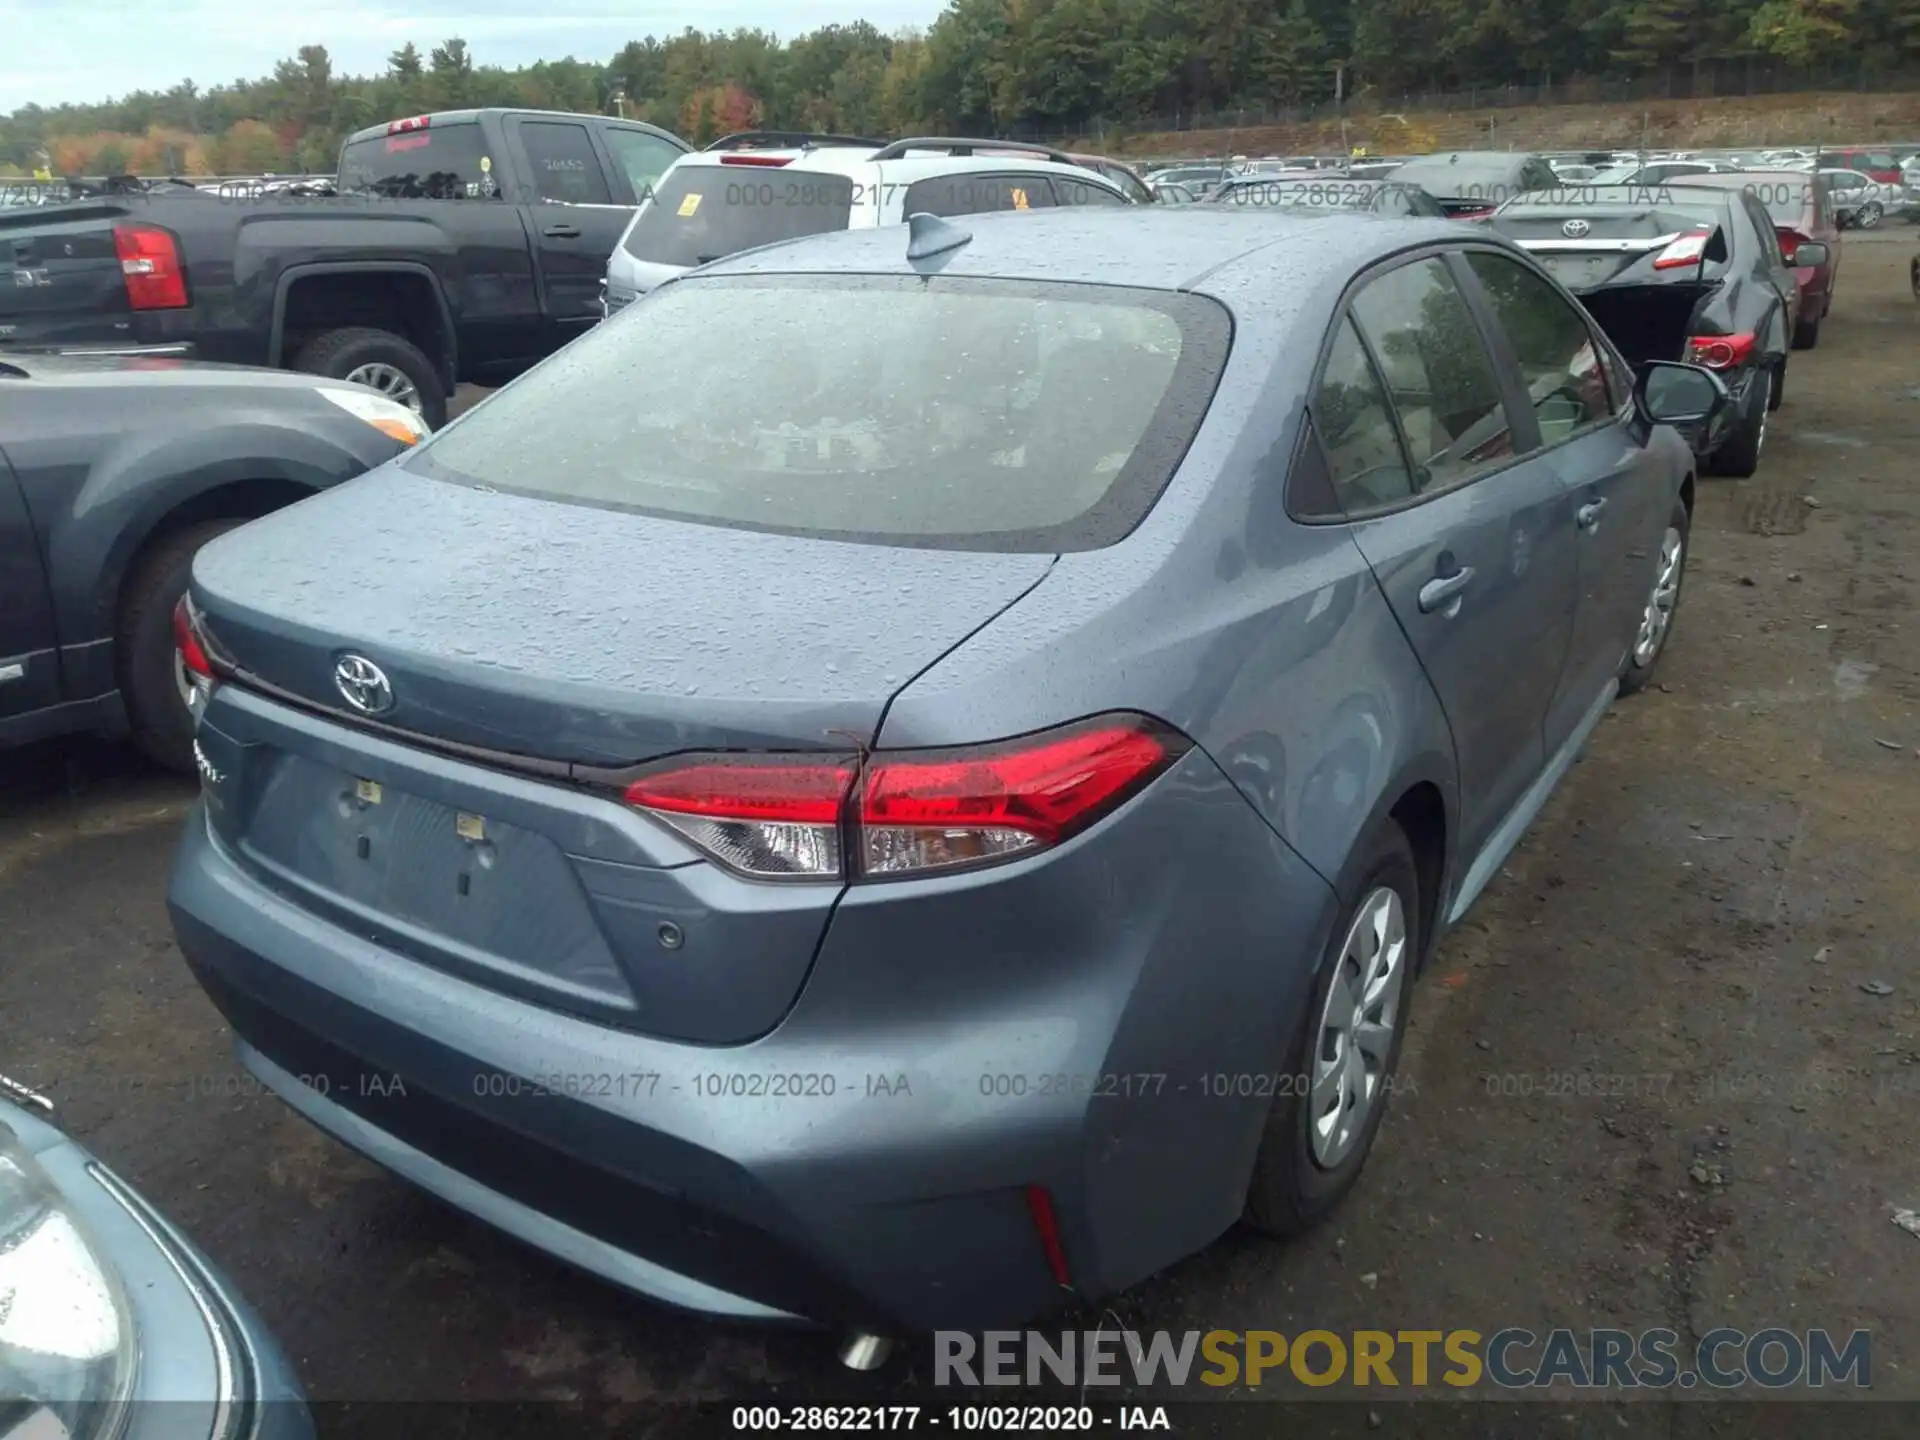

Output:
xmin=1 ymin=233 xmax=1917 ymax=1434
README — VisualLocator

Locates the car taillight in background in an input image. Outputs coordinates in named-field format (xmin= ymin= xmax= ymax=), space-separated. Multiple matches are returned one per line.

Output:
xmin=1686 ymin=332 xmax=1757 ymax=369
xmin=619 ymin=713 xmax=1189 ymax=882
xmin=1653 ymin=225 xmax=1714 ymax=270
xmin=113 ymin=223 xmax=188 ymax=310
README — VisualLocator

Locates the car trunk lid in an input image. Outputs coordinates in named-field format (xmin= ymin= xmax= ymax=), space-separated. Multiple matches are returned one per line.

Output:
xmin=186 ymin=468 xmax=1054 ymax=1043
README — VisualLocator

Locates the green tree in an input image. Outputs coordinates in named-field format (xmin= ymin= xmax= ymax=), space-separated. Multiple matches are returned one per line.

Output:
xmin=427 ymin=38 xmax=475 ymax=109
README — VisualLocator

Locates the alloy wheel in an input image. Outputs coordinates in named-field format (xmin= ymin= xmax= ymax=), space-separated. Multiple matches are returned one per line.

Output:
xmin=1634 ymin=524 xmax=1686 ymax=667
xmin=1308 ymin=886 xmax=1409 ymax=1169
xmin=343 ymin=362 xmax=422 ymax=414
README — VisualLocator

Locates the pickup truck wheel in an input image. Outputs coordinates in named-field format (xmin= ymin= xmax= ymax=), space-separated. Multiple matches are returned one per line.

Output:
xmin=118 ymin=519 xmax=243 ymax=774
xmin=292 ymin=328 xmax=447 ymax=429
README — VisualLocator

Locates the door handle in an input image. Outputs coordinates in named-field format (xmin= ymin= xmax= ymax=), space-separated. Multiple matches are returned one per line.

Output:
xmin=1417 ymin=566 xmax=1476 ymax=614
xmin=1577 ymin=498 xmax=1608 ymax=530
xmin=543 ymin=224 xmax=582 ymax=239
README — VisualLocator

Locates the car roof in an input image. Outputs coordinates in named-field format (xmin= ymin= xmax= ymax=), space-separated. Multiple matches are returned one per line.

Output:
xmin=688 ymin=205 xmax=1465 ymax=312
xmin=662 ymin=147 xmax=1121 ymax=189
xmin=1676 ymin=169 xmax=1811 ymax=187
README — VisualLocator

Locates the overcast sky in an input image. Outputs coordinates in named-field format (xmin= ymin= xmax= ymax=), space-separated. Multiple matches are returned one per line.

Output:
xmin=0 ymin=0 xmax=938 ymax=112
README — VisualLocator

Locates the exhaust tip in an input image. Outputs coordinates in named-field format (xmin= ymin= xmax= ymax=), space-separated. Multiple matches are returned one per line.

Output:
xmin=838 ymin=1332 xmax=894 ymax=1371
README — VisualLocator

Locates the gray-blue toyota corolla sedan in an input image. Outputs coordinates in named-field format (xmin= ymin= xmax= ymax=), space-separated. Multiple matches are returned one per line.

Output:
xmin=165 ymin=207 xmax=1726 ymax=1338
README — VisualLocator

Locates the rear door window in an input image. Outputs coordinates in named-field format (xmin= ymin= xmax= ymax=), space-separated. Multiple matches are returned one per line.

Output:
xmin=1053 ymin=175 xmax=1127 ymax=206
xmin=1462 ymin=251 xmax=1612 ymax=444
xmin=623 ymin=166 xmax=855 ymax=266
xmin=519 ymin=121 xmax=613 ymax=205
xmin=1348 ymin=256 xmax=1518 ymax=494
xmin=340 ymin=123 xmax=497 ymax=200
xmin=901 ymin=173 xmax=1056 ymax=216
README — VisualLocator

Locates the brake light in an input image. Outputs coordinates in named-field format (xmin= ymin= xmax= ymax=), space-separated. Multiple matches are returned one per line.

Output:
xmin=1686 ymin=332 xmax=1757 ymax=369
xmin=1653 ymin=225 xmax=1713 ymax=269
xmin=113 ymin=223 xmax=187 ymax=310
xmin=1777 ymin=228 xmax=1807 ymax=263
xmin=619 ymin=713 xmax=1187 ymax=881
xmin=718 ymin=154 xmax=791 ymax=167
xmin=387 ymin=115 xmax=431 ymax=134
xmin=172 ymin=595 xmax=220 ymax=722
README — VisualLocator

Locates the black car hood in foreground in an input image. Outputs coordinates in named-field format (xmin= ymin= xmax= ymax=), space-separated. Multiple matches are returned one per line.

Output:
xmin=190 ymin=467 xmax=1058 ymax=766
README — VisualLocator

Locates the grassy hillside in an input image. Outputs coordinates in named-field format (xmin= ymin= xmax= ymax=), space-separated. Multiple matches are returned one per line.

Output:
xmin=1092 ymin=89 xmax=1920 ymax=161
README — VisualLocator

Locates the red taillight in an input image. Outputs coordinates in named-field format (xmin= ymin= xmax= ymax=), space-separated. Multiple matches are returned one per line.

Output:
xmin=718 ymin=154 xmax=791 ymax=167
xmin=1686 ymin=332 xmax=1756 ymax=370
xmin=1777 ymin=228 xmax=1807 ymax=263
xmin=619 ymin=714 xmax=1186 ymax=881
xmin=623 ymin=755 xmax=857 ymax=879
xmin=172 ymin=596 xmax=214 ymax=680
xmin=859 ymin=717 xmax=1180 ymax=876
xmin=1653 ymin=225 xmax=1713 ymax=270
xmin=1025 ymin=1185 xmax=1074 ymax=1288
xmin=113 ymin=223 xmax=187 ymax=310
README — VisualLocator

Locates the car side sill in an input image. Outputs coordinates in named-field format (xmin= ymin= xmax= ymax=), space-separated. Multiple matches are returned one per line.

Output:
xmin=237 ymin=1043 xmax=803 ymax=1324
xmin=1445 ymin=677 xmax=1619 ymax=929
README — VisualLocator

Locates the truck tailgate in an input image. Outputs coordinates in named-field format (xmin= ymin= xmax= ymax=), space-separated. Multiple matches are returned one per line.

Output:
xmin=0 ymin=202 xmax=133 ymax=345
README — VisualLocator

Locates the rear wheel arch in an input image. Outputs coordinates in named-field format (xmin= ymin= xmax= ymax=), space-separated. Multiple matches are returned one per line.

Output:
xmin=1388 ymin=782 xmax=1447 ymax=972
xmin=272 ymin=264 xmax=456 ymax=390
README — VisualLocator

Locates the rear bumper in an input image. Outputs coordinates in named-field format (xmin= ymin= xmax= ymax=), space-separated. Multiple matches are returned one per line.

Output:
xmin=167 ymin=731 xmax=1340 ymax=1332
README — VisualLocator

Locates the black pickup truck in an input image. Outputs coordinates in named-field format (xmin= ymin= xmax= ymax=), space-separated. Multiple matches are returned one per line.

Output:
xmin=0 ymin=109 xmax=689 ymax=426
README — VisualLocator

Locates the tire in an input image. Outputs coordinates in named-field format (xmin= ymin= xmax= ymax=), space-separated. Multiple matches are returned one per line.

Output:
xmin=290 ymin=327 xmax=447 ymax=429
xmin=117 ymin=519 xmax=244 ymax=774
xmin=1792 ymin=311 xmax=1821 ymax=350
xmin=1619 ymin=500 xmax=1691 ymax=697
xmin=1704 ymin=365 xmax=1769 ymax=479
xmin=1911 ymin=256 xmax=1919 ymax=301
xmin=1243 ymin=826 xmax=1420 ymax=1237
xmin=1768 ymin=355 xmax=1785 ymax=412
xmin=1857 ymin=201 xmax=1883 ymax=231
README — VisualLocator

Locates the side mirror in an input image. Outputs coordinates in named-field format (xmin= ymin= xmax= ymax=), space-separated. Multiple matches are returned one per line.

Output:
xmin=1635 ymin=360 xmax=1728 ymax=426
xmin=1792 ymin=241 xmax=1830 ymax=268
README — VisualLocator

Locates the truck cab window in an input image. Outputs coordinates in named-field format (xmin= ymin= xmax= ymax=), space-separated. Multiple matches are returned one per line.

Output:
xmin=339 ymin=124 xmax=497 ymax=200
xmin=519 ymin=122 xmax=613 ymax=205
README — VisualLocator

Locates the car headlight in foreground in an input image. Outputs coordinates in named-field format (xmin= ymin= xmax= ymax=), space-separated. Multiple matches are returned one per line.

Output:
xmin=316 ymin=385 xmax=429 ymax=445
xmin=0 ymin=1121 xmax=136 ymax=1439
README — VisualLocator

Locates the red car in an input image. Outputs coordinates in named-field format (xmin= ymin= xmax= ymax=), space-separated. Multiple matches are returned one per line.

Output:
xmin=1821 ymin=148 xmax=1902 ymax=184
xmin=1685 ymin=170 xmax=1841 ymax=350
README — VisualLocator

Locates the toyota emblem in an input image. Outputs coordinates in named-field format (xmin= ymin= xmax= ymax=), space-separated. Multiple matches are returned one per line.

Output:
xmin=1561 ymin=218 xmax=1591 ymax=238
xmin=334 ymin=654 xmax=394 ymax=715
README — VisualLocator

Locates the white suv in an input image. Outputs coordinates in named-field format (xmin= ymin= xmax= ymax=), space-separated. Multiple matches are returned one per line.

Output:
xmin=603 ymin=133 xmax=1132 ymax=316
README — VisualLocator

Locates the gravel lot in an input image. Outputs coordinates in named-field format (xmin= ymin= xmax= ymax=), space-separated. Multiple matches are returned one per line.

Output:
xmin=3 ymin=233 xmax=1917 ymax=1433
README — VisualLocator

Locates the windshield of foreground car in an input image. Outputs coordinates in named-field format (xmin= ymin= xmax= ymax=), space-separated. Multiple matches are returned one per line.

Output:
xmin=407 ymin=273 xmax=1232 ymax=552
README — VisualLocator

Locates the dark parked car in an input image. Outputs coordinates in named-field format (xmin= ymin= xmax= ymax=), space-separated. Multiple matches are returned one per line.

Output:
xmin=1677 ymin=170 xmax=1840 ymax=349
xmin=0 ymin=1081 xmax=312 ymax=1438
xmin=0 ymin=109 xmax=691 ymax=427
xmin=167 ymin=207 xmax=1723 ymax=1347
xmin=1208 ymin=176 xmax=1448 ymax=217
xmin=0 ymin=354 xmax=417 ymax=770
xmin=1489 ymin=184 xmax=1811 ymax=476
xmin=1386 ymin=151 xmax=1559 ymax=218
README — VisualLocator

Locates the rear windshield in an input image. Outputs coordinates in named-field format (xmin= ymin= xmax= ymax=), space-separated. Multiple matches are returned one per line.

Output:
xmin=1721 ymin=177 xmax=1817 ymax=224
xmin=340 ymin=124 xmax=495 ymax=200
xmin=1390 ymin=157 xmax=1521 ymax=196
xmin=1497 ymin=191 xmax=1727 ymax=237
xmin=407 ymin=274 xmax=1231 ymax=552
xmin=622 ymin=166 xmax=854 ymax=267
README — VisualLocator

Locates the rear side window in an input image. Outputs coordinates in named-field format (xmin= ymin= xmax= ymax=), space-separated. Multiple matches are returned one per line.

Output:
xmin=604 ymin=128 xmax=685 ymax=200
xmin=407 ymin=274 xmax=1230 ymax=552
xmin=1463 ymin=252 xmax=1611 ymax=444
xmin=901 ymin=173 xmax=1055 ymax=217
xmin=1313 ymin=317 xmax=1414 ymax=512
xmin=1348 ymin=257 xmax=1516 ymax=494
xmin=519 ymin=121 xmax=612 ymax=204
xmin=623 ymin=167 xmax=855 ymax=266
xmin=340 ymin=124 xmax=495 ymax=200
xmin=1054 ymin=175 xmax=1127 ymax=206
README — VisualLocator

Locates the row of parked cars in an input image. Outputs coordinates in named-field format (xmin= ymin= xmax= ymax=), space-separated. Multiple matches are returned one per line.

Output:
xmin=0 ymin=105 xmax=1887 ymax=1435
